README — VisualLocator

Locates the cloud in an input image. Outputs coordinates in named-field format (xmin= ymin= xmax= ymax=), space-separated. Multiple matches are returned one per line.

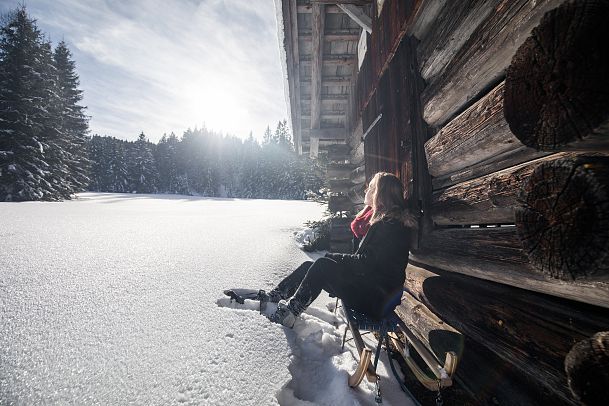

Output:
xmin=1 ymin=0 xmax=288 ymax=142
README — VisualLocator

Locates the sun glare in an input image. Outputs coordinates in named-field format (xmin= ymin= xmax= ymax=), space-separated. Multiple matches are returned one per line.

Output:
xmin=181 ymin=80 xmax=251 ymax=137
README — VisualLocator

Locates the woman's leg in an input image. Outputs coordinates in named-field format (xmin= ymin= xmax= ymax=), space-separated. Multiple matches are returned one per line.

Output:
xmin=272 ymin=261 xmax=313 ymax=300
xmin=286 ymin=257 xmax=350 ymax=316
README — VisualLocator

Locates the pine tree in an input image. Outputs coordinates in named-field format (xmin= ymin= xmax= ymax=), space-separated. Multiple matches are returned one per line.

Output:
xmin=127 ymin=132 xmax=158 ymax=193
xmin=0 ymin=8 xmax=58 ymax=200
xmin=53 ymin=40 xmax=90 ymax=194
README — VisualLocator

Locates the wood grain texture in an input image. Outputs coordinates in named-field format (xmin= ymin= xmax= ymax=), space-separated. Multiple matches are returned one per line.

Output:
xmin=422 ymin=0 xmax=564 ymax=127
xmin=411 ymin=227 xmax=609 ymax=308
xmin=418 ymin=0 xmax=496 ymax=81
xmin=504 ymin=0 xmax=609 ymax=151
xmin=404 ymin=263 xmax=609 ymax=405
xmin=516 ymin=156 xmax=609 ymax=280
xmin=425 ymin=81 xmax=521 ymax=178
xmin=431 ymin=152 xmax=603 ymax=225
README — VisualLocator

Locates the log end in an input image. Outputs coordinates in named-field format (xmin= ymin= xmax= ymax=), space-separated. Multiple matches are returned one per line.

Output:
xmin=504 ymin=1 xmax=609 ymax=150
xmin=516 ymin=157 xmax=609 ymax=280
xmin=565 ymin=331 xmax=609 ymax=406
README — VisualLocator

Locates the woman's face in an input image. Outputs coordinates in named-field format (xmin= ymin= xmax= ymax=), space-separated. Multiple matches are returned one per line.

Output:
xmin=364 ymin=181 xmax=376 ymax=206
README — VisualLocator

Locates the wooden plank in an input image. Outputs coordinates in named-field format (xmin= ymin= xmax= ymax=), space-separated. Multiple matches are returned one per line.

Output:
xmin=289 ymin=0 xmax=303 ymax=155
xmin=301 ymin=76 xmax=352 ymax=85
xmin=404 ymin=263 xmax=609 ymax=406
xmin=299 ymin=31 xmax=360 ymax=41
xmin=314 ymin=0 xmax=372 ymax=5
xmin=310 ymin=127 xmax=346 ymax=140
xmin=301 ymin=113 xmax=346 ymax=120
xmin=422 ymin=0 xmax=565 ymax=128
xmin=310 ymin=3 xmax=324 ymax=143
xmin=309 ymin=136 xmax=320 ymax=158
xmin=297 ymin=4 xmax=341 ymax=13
xmin=337 ymin=4 xmax=372 ymax=33
xmin=425 ymin=81 xmax=521 ymax=178
xmin=417 ymin=0 xmax=496 ymax=81
xmin=411 ymin=228 xmax=609 ymax=308
xmin=299 ymin=54 xmax=356 ymax=66
xmin=407 ymin=0 xmax=448 ymax=41
xmin=327 ymin=163 xmax=355 ymax=179
xmin=301 ymin=94 xmax=349 ymax=102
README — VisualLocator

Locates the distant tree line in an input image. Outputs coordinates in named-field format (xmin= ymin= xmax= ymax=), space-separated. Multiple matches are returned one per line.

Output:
xmin=88 ymin=123 xmax=325 ymax=199
xmin=0 ymin=7 xmax=325 ymax=202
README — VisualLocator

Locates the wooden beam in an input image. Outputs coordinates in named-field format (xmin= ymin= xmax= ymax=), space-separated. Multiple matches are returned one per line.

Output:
xmin=297 ymin=4 xmax=341 ymax=14
xmin=299 ymin=31 xmax=360 ymax=41
xmin=310 ymin=2 xmax=324 ymax=156
xmin=337 ymin=4 xmax=372 ymax=34
xmin=310 ymin=127 xmax=347 ymax=140
xmin=301 ymin=113 xmax=346 ymax=119
xmin=425 ymin=81 xmax=515 ymax=178
xmin=288 ymin=0 xmax=302 ymax=155
xmin=309 ymin=136 xmax=320 ymax=159
xmin=313 ymin=0 xmax=372 ymax=5
xmin=301 ymin=94 xmax=349 ymax=102
xmin=412 ymin=227 xmax=609 ymax=308
xmin=431 ymin=152 xmax=598 ymax=226
xmin=299 ymin=54 xmax=356 ymax=66
xmin=301 ymin=76 xmax=352 ymax=85
xmin=418 ymin=1 xmax=496 ymax=82
xmin=421 ymin=0 xmax=564 ymax=128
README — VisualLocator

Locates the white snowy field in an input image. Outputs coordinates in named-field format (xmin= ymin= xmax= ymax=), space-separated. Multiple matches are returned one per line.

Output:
xmin=0 ymin=193 xmax=414 ymax=405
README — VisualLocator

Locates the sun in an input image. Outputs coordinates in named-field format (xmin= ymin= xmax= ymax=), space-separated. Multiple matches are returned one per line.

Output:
xmin=181 ymin=80 xmax=250 ymax=136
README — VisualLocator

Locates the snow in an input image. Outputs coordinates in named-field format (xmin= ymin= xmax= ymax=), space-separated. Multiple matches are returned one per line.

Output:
xmin=0 ymin=193 xmax=415 ymax=405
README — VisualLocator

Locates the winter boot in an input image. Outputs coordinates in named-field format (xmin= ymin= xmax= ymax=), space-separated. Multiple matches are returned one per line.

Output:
xmin=267 ymin=301 xmax=297 ymax=328
xmin=258 ymin=289 xmax=283 ymax=304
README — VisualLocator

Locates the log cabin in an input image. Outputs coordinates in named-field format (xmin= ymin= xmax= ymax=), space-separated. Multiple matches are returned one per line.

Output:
xmin=275 ymin=0 xmax=609 ymax=404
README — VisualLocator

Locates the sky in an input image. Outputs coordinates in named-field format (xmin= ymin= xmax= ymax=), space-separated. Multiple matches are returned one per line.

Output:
xmin=0 ymin=0 xmax=289 ymax=142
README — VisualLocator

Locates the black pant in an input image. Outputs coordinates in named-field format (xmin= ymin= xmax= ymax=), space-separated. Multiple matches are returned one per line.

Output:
xmin=274 ymin=258 xmax=372 ymax=316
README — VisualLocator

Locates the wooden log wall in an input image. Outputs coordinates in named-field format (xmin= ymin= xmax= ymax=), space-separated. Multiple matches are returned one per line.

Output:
xmin=414 ymin=0 xmax=609 ymax=306
xmin=404 ymin=263 xmax=609 ymax=405
xmin=347 ymin=0 xmax=609 ymax=403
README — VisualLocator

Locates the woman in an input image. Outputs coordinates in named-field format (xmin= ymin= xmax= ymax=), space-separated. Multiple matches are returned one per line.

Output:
xmin=266 ymin=172 xmax=415 ymax=327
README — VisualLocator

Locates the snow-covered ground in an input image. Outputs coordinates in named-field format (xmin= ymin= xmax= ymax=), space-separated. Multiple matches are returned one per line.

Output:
xmin=0 ymin=193 xmax=414 ymax=405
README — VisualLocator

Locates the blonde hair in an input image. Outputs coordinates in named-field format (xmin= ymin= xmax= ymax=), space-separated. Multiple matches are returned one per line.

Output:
xmin=362 ymin=172 xmax=417 ymax=228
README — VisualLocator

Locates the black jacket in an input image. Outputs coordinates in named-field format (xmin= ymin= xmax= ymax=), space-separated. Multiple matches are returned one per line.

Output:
xmin=325 ymin=217 xmax=411 ymax=293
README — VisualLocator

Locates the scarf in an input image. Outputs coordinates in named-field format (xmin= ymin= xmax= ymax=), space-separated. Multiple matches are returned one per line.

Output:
xmin=350 ymin=206 xmax=373 ymax=239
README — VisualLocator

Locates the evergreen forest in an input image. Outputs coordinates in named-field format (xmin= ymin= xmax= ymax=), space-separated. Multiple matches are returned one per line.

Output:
xmin=0 ymin=7 xmax=325 ymax=202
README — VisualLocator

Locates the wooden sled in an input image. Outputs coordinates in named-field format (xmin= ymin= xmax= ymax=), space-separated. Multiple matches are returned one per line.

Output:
xmin=338 ymin=295 xmax=461 ymax=404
